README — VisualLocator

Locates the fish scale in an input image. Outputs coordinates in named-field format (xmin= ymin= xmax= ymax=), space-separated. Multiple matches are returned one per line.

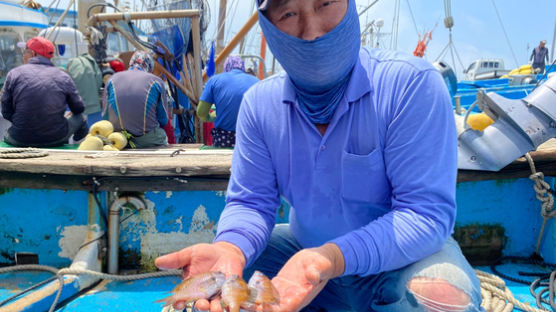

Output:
xmin=155 ymin=271 xmax=226 ymax=307
xmin=221 ymin=275 xmax=250 ymax=312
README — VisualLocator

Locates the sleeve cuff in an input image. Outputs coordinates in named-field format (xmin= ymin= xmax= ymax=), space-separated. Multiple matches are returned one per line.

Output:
xmin=330 ymin=234 xmax=359 ymax=277
xmin=214 ymin=231 xmax=258 ymax=267
xmin=331 ymin=230 xmax=379 ymax=277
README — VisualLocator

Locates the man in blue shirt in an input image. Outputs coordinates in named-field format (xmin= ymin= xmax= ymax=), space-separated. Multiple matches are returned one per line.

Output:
xmin=197 ymin=55 xmax=259 ymax=147
xmin=156 ymin=0 xmax=482 ymax=311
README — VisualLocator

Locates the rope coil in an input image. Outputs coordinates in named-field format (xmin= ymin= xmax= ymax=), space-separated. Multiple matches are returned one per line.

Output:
xmin=0 ymin=148 xmax=49 ymax=159
xmin=476 ymin=270 xmax=546 ymax=312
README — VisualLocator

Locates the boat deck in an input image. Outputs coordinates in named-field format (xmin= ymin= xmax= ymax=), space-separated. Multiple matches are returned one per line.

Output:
xmin=0 ymin=263 xmax=550 ymax=311
xmin=1 ymin=140 xmax=556 ymax=188
xmin=0 ymin=144 xmax=233 ymax=191
xmin=1 ymin=143 xmax=555 ymax=311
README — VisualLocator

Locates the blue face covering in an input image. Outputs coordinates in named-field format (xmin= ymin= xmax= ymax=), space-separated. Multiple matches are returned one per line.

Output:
xmin=258 ymin=0 xmax=360 ymax=124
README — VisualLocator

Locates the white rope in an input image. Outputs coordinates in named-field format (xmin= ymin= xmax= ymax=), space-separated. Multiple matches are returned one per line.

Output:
xmin=475 ymin=270 xmax=546 ymax=312
xmin=57 ymin=267 xmax=182 ymax=280
xmin=0 ymin=148 xmax=49 ymax=159
xmin=524 ymin=153 xmax=556 ymax=254
xmin=0 ymin=264 xmax=182 ymax=312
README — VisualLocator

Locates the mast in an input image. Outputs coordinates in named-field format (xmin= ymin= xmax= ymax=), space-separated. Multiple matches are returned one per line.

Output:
xmin=550 ymin=20 xmax=556 ymax=62
xmin=216 ymin=0 xmax=227 ymax=72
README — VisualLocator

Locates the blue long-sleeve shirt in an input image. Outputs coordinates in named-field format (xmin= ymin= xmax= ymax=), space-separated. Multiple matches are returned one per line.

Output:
xmin=214 ymin=48 xmax=457 ymax=277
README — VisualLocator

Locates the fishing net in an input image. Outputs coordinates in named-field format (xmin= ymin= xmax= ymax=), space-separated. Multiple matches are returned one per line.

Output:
xmin=148 ymin=0 xmax=209 ymax=58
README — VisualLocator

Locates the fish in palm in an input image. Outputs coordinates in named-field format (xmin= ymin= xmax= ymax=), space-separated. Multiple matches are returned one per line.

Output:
xmin=247 ymin=270 xmax=279 ymax=308
xmin=155 ymin=271 xmax=226 ymax=307
xmin=221 ymin=274 xmax=250 ymax=312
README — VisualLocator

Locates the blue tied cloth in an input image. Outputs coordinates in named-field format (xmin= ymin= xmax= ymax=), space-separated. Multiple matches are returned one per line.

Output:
xmin=206 ymin=41 xmax=216 ymax=77
xmin=257 ymin=0 xmax=360 ymax=124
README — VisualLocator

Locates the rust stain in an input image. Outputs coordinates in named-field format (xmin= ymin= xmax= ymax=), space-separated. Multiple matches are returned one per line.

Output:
xmin=0 ymin=187 xmax=13 ymax=196
xmin=453 ymin=223 xmax=506 ymax=266
xmin=203 ymin=220 xmax=215 ymax=230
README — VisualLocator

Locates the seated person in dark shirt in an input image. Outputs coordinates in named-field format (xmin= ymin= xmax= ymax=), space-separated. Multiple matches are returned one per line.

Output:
xmin=1 ymin=37 xmax=88 ymax=147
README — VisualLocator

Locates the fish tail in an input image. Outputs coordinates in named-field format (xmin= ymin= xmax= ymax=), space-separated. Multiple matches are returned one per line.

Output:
xmin=153 ymin=295 xmax=175 ymax=306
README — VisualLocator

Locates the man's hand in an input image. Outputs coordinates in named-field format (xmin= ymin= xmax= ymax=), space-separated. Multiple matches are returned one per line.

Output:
xmin=155 ymin=241 xmax=246 ymax=311
xmin=268 ymin=243 xmax=345 ymax=312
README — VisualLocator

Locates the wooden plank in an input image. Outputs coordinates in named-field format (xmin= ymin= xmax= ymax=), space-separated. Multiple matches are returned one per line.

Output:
xmin=1 ymin=143 xmax=556 ymax=182
xmin=0 ymin=172 xmax=229 ymax=191
xmin=0 ymin=149 xmax=232 ymax=177
xmin=88 ymin=10 xmax=200 ymax=26
xmin=191 ymin=17 xmax=203 ymax=99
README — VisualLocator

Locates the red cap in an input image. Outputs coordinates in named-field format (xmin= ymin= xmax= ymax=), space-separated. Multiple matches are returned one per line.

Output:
xmin=109 ymin=60 xmax=125 ymax=72
xmin=18 ymin=37 xmax=55 ymax=58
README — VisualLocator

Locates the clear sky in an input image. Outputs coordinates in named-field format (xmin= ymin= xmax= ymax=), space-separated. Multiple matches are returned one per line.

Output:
xmin=202 ymin=0 xmax=556 ymax=78
xmin=38 ymin=0 xmax=556 ymax=78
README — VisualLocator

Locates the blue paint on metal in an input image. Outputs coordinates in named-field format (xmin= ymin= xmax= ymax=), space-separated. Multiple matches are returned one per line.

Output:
xmin=542 ymin=217 xmax=555 ymax=264
xmin=0 ymin=189 xmax=90 ymax=266
xmin=21 ymin=277 xmax=79 ymax=312
xmin=58 ymin=276 xmax=183 ymax=311
xmin=0 ymin=21 xmax=48 ymax=28
xmin=456 ymin=178 xmax=552 ymax=260
xmin=455 ymin=85 xmax=532 ymax=112
xmin=148 ymin=190 xmax=227 ymax=231
xmin=0 ymin=271 xmax=53 ymax=305
xmin=1 ymin=177 xmax=554 ymax=311
xmin=0 ymin=273 xmax=79 ymax=312
xmin=117 ymin=191 xmax=226 ymax=266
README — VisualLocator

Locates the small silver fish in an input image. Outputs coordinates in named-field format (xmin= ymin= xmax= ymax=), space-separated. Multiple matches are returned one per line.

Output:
xmin=220 ymin=275 xmax=250 ymax=312
xmin=155 ymin=271 xmax=226 ymax=307
xmin=247 ymin=270 xmax=279 ymax=306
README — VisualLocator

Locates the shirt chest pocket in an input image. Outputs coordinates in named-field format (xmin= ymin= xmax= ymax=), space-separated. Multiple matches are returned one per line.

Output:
xmin=341 ymin=148 xmax=390 ymax=204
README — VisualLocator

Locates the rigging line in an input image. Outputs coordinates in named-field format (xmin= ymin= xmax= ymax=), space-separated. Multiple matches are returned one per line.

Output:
xmin=435 ymin=41 xmax=450 ymax=62
xmin=224 ymin=0 xmax=239 ymax=44
xmin=449 ymin=38 xmax=457 ymax=74
xmin=211 ymin=0 xmax=232 ymax=46
xmin=358 ymin=0 xmax=380 ymax=17
xmin=489 ymin=0 xmax=519 ymax=68
xmin=72 ymin=0 xmax=78 ymax=60
xmin=46 ymin=0 xmax=62 ymax=26
xmin=240 ymin=0 xmax=256 ymax=54
xmin=452 ymin=38 xmax=465 ymax=70
xmin=390 ymin=0 xmax=400 ymax=50
xmin=404 ymin=0 xmax=419 ymax=37
xmin=46 ymin=0 xmax=76 ymax=42
xmin=551 ymin=19 xmax=556 ymax=62
xmin=44 ymin=0 xmax=57 ymax=13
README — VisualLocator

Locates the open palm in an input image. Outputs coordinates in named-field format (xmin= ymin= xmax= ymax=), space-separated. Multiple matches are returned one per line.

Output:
xmin=269 ymin=248 xmax=334 ymax=312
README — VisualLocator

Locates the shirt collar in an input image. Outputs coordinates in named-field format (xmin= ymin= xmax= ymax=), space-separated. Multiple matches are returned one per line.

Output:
xmin=28 ymin=56 xmax=53 ymax=66
xmin=281 ymin=50 xmax=372 ymax=105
